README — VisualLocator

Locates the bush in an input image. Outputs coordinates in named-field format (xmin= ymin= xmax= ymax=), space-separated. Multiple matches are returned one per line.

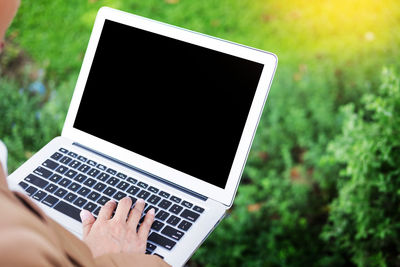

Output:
xmin=0 ymin=75 xmax=72 ymax=172
xmin=322 ymin=68 xmax=400 ymax=266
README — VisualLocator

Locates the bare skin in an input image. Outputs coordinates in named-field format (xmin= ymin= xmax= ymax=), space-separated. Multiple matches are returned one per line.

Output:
xmin=80 ymin=198 xmax=155 ymax=257
xmin=0 ymin=0 xmax=20 ymax=53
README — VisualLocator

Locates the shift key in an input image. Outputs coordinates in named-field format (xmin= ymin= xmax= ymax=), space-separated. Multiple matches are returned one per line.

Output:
xmin=148 ymin=232 xmax=176 ymax=250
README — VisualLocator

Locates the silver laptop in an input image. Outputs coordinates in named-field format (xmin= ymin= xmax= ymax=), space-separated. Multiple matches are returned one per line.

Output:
xmin=7 ymin=7 xmax=277 ymax=266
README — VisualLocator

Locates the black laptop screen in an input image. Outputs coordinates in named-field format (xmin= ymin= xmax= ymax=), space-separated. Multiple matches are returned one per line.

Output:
xmin=74 ymin=19 xmax=264 ymax=189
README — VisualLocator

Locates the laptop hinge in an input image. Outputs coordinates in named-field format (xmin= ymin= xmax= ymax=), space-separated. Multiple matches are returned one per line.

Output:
xmin=72 ymin=142 xmax=208 ymax=201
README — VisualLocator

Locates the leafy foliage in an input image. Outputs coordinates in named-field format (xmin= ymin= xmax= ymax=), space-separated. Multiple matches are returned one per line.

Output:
xmin=322 ymin=68 xmax=400 ymax=266
xmin=2 ymin=1 xmax=400 ymax=266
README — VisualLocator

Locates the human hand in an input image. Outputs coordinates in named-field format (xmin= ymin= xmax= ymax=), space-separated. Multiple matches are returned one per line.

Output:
xmin=80 ymin=197 xmax=155 ymax=258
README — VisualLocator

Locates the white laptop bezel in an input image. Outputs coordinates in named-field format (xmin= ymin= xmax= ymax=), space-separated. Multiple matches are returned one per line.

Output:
xmin=62 ymin=7 xmax=277 ymax=207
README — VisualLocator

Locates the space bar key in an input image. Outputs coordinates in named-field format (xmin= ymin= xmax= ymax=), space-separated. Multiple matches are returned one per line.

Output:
xmin=148 ymin=233 xmax=176 ymax=250
xmin=54 ymin=201 xmax=82 ymax=222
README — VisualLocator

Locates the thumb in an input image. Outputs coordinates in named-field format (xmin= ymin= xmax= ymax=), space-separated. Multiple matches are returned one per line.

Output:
xmin=80 ymin=209 xmax=95 ymax=238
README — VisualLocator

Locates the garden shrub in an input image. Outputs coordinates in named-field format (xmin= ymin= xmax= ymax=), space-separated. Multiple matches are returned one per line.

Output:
xmin=0 ymin=75 xmax=73 ymax=172
xmin=322 ymin=68 xmax=400 ymax=266
xmin=192 ymin=64 xmax=348 ymax=266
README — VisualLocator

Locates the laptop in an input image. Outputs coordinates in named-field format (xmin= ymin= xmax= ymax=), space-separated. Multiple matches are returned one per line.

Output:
xmin=7 ymin=7 xmax=277 ymax=266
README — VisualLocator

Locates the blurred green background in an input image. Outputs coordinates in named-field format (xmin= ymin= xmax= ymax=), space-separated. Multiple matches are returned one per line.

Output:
xmin=1 ymin=0 xmax=400 ymax=266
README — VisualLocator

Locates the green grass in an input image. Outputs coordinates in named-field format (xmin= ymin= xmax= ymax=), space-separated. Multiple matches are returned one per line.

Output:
xmin=2 ymin=0 xmax=400 ymax=266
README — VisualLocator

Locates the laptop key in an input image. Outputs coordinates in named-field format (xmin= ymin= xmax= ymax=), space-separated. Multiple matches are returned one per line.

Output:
xmin=83 ymin=202 xmax=97 ymax=212
xmin=67 ymin=152 xmax=78 ymax=158
xmin=93 ymin=182 xmax=107 ymax=192
xmin=147 ymin=242 xmax=157 ymax=251
xmin=55 ymin=165 xmax=68 ymax=174
xmin=87 ymin=192 xmax=101 ymax=201
xmin=127 ymin=177 xmax=137 ymax=184
xmin=54 ymin=188 xmax=68 ymax=198
xmin=169 ymin=204 xmax=183 ymax=215
xmin=78 ymin=155 xmax=87 ymax=162
xmin=64 ymin=192 xmax=78 ymax=203
xmin=166 ymin=215 xmax=181 ymax=226
xmin=65 ymin=170 xmax=78 ymax=179
xmin=145 ymin=205 xmax=159 ymax=214
xmin=74 ymin=174 xmax=87 ymax=183
xmin=159 ymin=191 xmax=170 ymax=198
xmin=151 ymin=220 xmax=164 ymax=231
xmin=158 ymin=199 xmax=172 ymax=209
xmin=26 ymin=186 xmax=38 ymax=196
xmin=74 ymin=197 xmax=87 ymax=208
xmin=68 ymin=182 xmax=81 ymax=192
xmin=148 ymin=232 xmax=176 ymax=250
xmin=180 ymin=209 xmax=200 ymax=222
xmin=42 ymin=159 xmax=59 ymax=170
xmin=170 ymin=196 xmax=181 ymax=203
xmin=178 ymin=220 xmax=193 ymax=231
xmin=145 ymin=250 xmax=151 ymax=255
xmin=104 ymin=187 xmax=117 ymax=197
xmin=97 ymin=196 xmax=111 ymax=205
xmin=59 ymin=148 xmax=68 ymax=153
xmin=25 ymin=174 xmax=49 ymax=188
xmin=49 ymin=174 xmax=62 ymax=183
xmin=193 ymin=206 xmax=205 ymax=213
xmin=78 ymin=164 xmax=90 ymax=173
xmin=106 ymin=177 xmax=120 ymax=186
xmin=97 ymin=164 xmax=107 ymax=171
xmin=93 ymin=206 xmax=101 ymax=216
xmin=161 ymin=225 xmax=184 ymax=241
xmin=54 ymin=201 xmax=81 ymax=222
xmin=18 ymin=181 xmax=29 ymax=189
xmin=106 ymin=168 xmax=116 ymax=175
xmin=42 ymin=195 xmax=59 ymax=207
xmin=137 ymin=190 xmax=151 ymax=200
xmin=97 ymin=172 xmax=110 ymax=182
xmin=116 ymin=181 xmax=130 ymax=191
xmin=51 ymin=152 xmax=63 ymax=161
xmin=113 ymin=191 xmax=127 ymax=201
xmin=68 ymin=160 xmax=81 ymax=169
xmin=60 ymin=156 xmax=72 ymax=164
xmin=148 ymin=195 xmax=161 ymax=205
xmin=182 ymin=201 xmax=193 ymax=209
xmin=77 ymin=187 xmax=91 ymax=197
xmin=33 ymin=190 xmax=47 ymax=201
xmin=148 ymin=186 xmax=159 ymax=194
xmin=126 ymin=185 xmax=140 ymax=195
xmin=137 ymin=182 xmax=148 ymax=189
xmin=87 ymin=160 xmax=97 ymax=167
xmin=59 ymin=178 xmax=72 ymax=188
xmin=117 ymin=173 xmax=127 ymax=179
xmin=156 ymin=210 xmax=170 ymax=221
xmin=83 ymin=178 xmax=96 ymax=187
xmin=33 ymin=167 xmax=53 ymax=178
xmin=88 ymin=168 xmax=100 ymax=178
xmin=45 ymin=183 xmax=58 ymax=193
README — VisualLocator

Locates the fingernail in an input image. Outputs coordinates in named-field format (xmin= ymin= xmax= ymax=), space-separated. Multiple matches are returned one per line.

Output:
xmin=149 ymin=208 xmax=155 ymax=215
xmin=80 ymin=210 xmax=91 ymax=221
xmin=137 ymin=198 xmax=144 ymax=204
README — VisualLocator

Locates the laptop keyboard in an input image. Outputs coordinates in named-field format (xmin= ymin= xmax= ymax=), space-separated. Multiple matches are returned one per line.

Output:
xmin=18 ymin=147 xmax=205 ymax=256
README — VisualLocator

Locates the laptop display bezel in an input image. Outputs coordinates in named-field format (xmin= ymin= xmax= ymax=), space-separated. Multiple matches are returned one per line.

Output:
xmin=62 ymin=7 xmax=277 ymax=207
